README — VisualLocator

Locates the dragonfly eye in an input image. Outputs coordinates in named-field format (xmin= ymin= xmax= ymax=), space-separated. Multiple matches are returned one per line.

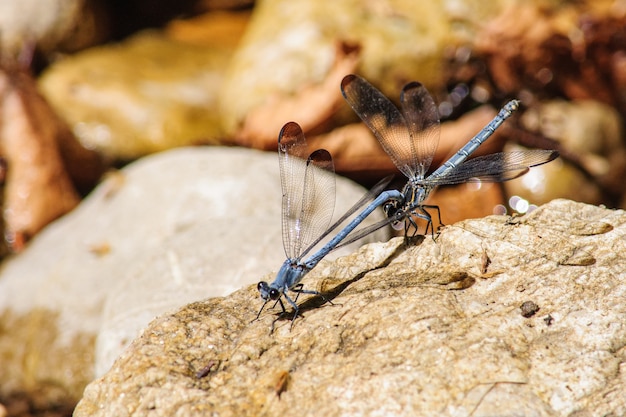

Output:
xmin=258 ymin=281 xmax=270 ymax=299
xmin=383 ymin=200 xmax=399 ymax=218
xmin=269 ymin=288 xmax=280 ymax=300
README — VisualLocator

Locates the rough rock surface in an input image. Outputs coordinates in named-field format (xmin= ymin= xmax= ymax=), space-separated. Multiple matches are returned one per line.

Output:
xmin=0 ymin=146 xmax=387 ymax=405
xmin=74 ymin=199 xmax=625 ymax=416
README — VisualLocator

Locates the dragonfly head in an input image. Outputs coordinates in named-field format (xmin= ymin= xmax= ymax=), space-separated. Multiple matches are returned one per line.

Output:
xmin=382 ymin=199 xmax=396 ymax=215
xmin=257 ymin=281 xmax=281 ymax=301
xmin=383 ymin=198 xmax=404 ymax=219
xmin=383 ymin=196 xmax=412 ymax=230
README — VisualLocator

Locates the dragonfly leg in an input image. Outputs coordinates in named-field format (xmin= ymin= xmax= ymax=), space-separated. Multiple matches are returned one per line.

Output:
xmin=421 ymin=204 xmax=444 ymax=227
xmin=254 ymin=297 xmax=286 ymax=325
xmin=254 ymin=299 xmax=270 ymax=321
xmin=274 ymin=285 xmax=335 ymax=329
xmin=405 ymin=207 xmax=434 ymax=238
xmin=281 ymin=291 xmax=301 ymax=329
xmin=291 ymin=284 xmax=334 ymax=307
xmin=417 ymin=205 xmax=443 ymax=239
xmin=403 ymin=215 xmax=419 ymax=238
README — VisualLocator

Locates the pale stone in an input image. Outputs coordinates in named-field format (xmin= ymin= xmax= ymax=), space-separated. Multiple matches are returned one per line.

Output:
xmin=515 ymin=99 xmax=626 ymax=205
xmin=74 ymin=199 xmax=626 ymax=416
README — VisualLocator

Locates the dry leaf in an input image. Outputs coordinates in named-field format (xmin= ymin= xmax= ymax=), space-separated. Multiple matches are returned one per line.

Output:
xmin=0 ymin=59 xmax=83 ymax=251
xmin=475 ymin=3 xmax=626 ymax=114
xmin=234 ymin=42 xmax=360 ymax=150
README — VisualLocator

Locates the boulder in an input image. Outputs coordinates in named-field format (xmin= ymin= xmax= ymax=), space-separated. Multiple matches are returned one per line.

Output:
xmin=74 ymin=199 xmax=626 ymax=416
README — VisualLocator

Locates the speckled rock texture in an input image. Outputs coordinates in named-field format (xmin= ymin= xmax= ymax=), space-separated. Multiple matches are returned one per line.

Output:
xmin=74 ymin=199 xmax=625 ymax=416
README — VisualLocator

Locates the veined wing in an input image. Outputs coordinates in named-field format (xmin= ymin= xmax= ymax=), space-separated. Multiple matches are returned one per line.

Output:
xmin=399 ymin=81 xmax=441 ymax=179
xmin=341 ymin=74 xmax=416 ymax=179
xmin=298 ymin=175 xmax=395 ymax=260
xmin=420 ymin=150 xmax=559 ymax=186
xmin=296 ymin=149 xmax=336 ymax=259
xmin=278 ymin=122 xmax=335 ymax=260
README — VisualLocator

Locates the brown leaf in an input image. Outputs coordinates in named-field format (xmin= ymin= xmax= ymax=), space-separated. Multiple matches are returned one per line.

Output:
xmin=474 ymin=3 xmax=626 ymax=114
xmin=0 ymin=61 xmax=83 ymax=251
xmin=234 ymin=42 xmax=361 ymax=150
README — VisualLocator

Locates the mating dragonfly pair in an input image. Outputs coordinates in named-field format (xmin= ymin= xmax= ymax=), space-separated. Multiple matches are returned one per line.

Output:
xmin=256 ymin=74 xmax=559 ymax=325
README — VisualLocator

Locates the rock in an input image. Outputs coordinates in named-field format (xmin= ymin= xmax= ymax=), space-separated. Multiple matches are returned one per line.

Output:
xmin=0 ymin=146 xmax=388 ymax=407
xmin=38 ymin=30 xmax=236 ymax=159
xmin=74 ymin=199 xmax=626 ymax=416
xmin=516 ymin=99 xmax=626 ymax=206
xmin=0 ymin=0 xmax=107 ymax=56
xmin=165 ymin=10 xmax=250 ymax=50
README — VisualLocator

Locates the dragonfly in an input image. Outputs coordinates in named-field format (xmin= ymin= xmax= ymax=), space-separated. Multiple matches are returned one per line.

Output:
xmin=256 ymin=121 xmax=403 ymax=325
xmin=340 ymin=74 xmax=559 ymax=237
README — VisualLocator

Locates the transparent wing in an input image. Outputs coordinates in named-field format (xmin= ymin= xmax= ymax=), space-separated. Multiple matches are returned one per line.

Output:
xmin=400 ymin=81 xmax=441 ymax=179
xmin=278 ymin=122 xmax=336 ymax=260
xmin=336 ymin=151 xmax=559 ymax=244
xmin=298 ymin=175 xmax=395 ymax=260
xmin=421 ymin=150 xmax=559 ymax=186
xmin=278 ymin=122 xmax=309 ymax=259
xmin=341 ymin=74 xmax=417 ymax=179
xmin=297 ymin=149 xmax=336 ymax=259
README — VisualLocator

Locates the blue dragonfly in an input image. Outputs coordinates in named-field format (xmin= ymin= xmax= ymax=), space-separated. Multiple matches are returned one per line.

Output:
xmin=340 ymin=74 xmax=559 ymax=237
xmin=256 ymin=121 xmax=403 ymax=325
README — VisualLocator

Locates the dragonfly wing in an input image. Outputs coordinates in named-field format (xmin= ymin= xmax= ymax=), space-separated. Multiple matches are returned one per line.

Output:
xmin=297 ymin=149 xmax=336 ymax=260
xmin=341 ymin=74 xmax=417 ymax=179
xmin=298 ymin=175 xmax=395 ymax=259
xmin=422 ymin=150 xmax=559 ymax=185
xmin=400 ymin=81 xmax=441 ymax=178
xmin=278 ymin=122 xmax=335 ymax=259
xmin=278 ymin=122 xmax=309 ymax=259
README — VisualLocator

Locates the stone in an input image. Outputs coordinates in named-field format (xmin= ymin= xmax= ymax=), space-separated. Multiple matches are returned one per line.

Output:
xmin=0 ymin=0 xmax=107 ymax=56
xmin=74 ymin=199 xmax=626 ymax=416
xmin=515 ymin=99 xmax=626 ymax=206
xmin=0 ymin=146 xmax=388 ymax=407
xmin=38 ymin=30 xmax=235 ymax=159
xmin=0 ymin=58 xmax=101 ymax=252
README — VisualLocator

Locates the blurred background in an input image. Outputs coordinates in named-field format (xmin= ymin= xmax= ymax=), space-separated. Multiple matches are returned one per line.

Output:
xmin=1 ymin=0 xmax=625 ymax=253
xmin=0 ymin=0 xmax=624 ymax=415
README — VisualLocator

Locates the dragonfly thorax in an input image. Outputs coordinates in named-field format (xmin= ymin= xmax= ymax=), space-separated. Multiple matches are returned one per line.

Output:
xmin=402 ymin=182 xmax=429 ymax=209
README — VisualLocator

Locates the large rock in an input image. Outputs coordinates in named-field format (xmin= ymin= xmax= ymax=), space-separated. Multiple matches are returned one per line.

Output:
xmin=0 ymin=146 xmax=387 ymax=406
xmin=74 ymin=199 xmax=625 ymax=416
xmin=38 ymin=30 xmax=236 ymax=159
